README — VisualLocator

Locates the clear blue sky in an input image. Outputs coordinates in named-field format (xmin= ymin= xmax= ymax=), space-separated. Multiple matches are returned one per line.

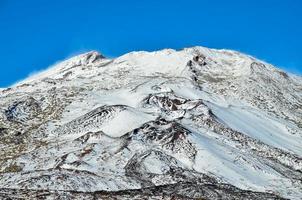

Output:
xmin=0 ymin=0 xmax=301 ymax=87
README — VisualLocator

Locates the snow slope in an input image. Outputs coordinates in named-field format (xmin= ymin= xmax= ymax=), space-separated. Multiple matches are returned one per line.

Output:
xmin=0 ymin=46 xmax=301 ymax=199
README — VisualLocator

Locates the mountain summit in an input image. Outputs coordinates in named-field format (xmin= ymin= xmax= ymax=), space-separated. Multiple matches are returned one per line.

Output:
xmin=0 ymin=46 xmax=301 ymax=199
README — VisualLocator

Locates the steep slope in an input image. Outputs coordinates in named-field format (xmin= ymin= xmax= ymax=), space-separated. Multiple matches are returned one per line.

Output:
xmin=0 ymin=46 xmax=301 ymax=199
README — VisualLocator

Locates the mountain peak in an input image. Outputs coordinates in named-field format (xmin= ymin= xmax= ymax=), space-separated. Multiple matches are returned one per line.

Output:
xmin=74 ymin=50 xmax=106 ymax=63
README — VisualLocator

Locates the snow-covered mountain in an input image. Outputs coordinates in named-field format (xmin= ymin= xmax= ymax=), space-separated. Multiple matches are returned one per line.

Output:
xmin=0 ymin=46 xmax=301 ymax=199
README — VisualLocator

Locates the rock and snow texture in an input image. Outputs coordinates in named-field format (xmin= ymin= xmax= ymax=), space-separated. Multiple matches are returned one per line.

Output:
xmin=0 ymin=46 xmax=301 ymax=200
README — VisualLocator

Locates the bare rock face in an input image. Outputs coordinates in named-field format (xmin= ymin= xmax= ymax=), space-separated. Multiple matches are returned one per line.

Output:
xmin=0 ymin=46 xmax=301 ymax=199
